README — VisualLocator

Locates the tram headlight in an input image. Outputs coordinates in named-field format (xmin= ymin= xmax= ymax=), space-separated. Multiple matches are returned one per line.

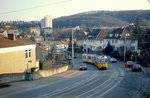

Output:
xmin=104 ymin=56 xmax=107 ymax=59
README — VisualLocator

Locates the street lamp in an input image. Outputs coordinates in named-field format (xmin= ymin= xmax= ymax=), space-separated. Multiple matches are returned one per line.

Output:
xmin=124 ymin=33 xmax=130 ymax=62
xmin=72 ymin=26 xmax=80 ymax=66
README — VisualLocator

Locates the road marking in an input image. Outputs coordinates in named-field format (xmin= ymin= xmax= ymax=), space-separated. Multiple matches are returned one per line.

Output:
xmin=96 ymin=78 xmax=122 ymax=98
xmin=37 ymin=71 xmax=101 ymax=98
xmin=75 ymin=71 xmax=119 ymax=98
xmin=76 ymin=68 xmax=124 ymax=98
xmin=56 ymin=74 xmax=106 ymax=98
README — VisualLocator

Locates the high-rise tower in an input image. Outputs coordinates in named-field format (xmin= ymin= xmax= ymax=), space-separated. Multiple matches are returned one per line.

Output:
xmin=41 ymin=15 xmax=53 ymax=41
xmin=41 ymin=15 xmax=52 ymax=29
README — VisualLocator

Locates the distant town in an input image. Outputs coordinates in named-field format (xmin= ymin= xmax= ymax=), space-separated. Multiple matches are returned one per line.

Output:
xmin=0 ymin=11 xmax=150 ymax=97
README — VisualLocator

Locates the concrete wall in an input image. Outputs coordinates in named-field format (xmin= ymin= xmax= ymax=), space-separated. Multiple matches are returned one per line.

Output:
xmin=33 ymin=65 xmax=69 ymax=80
xmin=0 ymin=65 xmax=70 ymax=84
xmin=0 ymin=73 xmax=25 ymax=84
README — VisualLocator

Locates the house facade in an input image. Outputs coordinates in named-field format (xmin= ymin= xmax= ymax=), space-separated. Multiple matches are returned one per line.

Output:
xmin=0 ymin=34 xmax=39 ymax=74
xmin=83 ymin=27 xmax=139 ymax=54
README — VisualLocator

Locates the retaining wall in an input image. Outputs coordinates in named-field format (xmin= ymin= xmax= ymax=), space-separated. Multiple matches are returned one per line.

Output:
xmin=0 ymin=65 xmax=70 ymax=84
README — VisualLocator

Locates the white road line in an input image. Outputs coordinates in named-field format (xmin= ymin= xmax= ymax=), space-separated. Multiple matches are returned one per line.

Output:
xmin=94 ymin=68 xmax=124 ymax=98
xmin=56 ymin=74 xmax=105 ymax=98
xmin=96 ymin=78 xmax=122 ymax=98
xmin=37 ymin=71 xmax=101 ymax=98
xmin=75 ymin=71 xmax=119 ymax=98
xmin=43 ymin=71 xmax=102 ymax=98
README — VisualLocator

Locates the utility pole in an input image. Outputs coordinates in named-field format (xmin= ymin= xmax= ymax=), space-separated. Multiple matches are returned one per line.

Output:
xmin=72 ymin=26 xmax=80 ymax=66
xmin=124 ymin=33 xmax=130 ymax=62
xmin=72 ymin=29 xmax=74 ymax=66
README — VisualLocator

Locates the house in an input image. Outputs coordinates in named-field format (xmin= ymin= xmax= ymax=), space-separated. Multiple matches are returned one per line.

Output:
xmin=0 ymin=30 xmax=8 ymax=37
xmin=87 ymin=29 xmax=101 ymax=39
xmin=29 ymin=27 xmax=41 ymax=36
xmin=83 ymin=27 xmax=139 ymax=54
xmin=83 ymin=29 xmax=111 ymax=52
xmin=0 ymin=25 xmax=19 ymax=34
xmin=104 ymin=28 xmax=138 ymax=53
xmin=0 ymin=34 xmax=39 ymax=74
xmin=53 ymin=40 xmax=68 ymax=52
xmin=34 ymin=36 xmax=44 ymax=43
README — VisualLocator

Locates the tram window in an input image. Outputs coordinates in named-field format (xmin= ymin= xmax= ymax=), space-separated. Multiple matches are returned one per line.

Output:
xmin=88 ymin=56 xmax=91 ymax=59
xmin=83 ymin=56 xmax=86 ymax=59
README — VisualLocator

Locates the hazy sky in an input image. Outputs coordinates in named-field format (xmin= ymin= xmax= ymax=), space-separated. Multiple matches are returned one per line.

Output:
xmin=0 ymin=0 xmax=150 ymax=21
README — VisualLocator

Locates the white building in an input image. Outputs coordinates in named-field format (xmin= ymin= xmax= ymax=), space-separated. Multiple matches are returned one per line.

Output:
xmin=41 ymin=15 xmax=53 ymax=29
xmin=41 ymin=15 xmax=53 ymax=40
xmin=83 ymin=28 xmax=139 ymax=53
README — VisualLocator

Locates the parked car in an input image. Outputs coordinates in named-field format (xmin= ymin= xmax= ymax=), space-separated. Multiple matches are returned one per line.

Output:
xmin=125 ymin=61 xmax=134 ymax=67
xmin=110 ymin=57 xmax=117 ymax=63
xmin=80 ymin=64 xmax=87 ymax=70
xmin=65 ymin=55 xmax=72 ymax=60
xmin=132 ymin=64 xmax=142 ymax=72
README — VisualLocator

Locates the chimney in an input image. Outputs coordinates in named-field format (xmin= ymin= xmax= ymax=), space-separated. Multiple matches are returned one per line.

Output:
xmin=8 ymin=34 xmax=16 ymax=41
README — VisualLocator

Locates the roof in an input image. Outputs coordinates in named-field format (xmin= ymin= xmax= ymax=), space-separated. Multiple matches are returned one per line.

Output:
xmin=105 ymin=28 xmax=124 ymax=39
xmin=88 ymin=29 xmax=101 ymax=39
xmin=0 ymin=25 xmax=16 ymax=29
xmin=104 ymin=27 xmax=137 ymax=40
xmin=0 ymin=36 xmax=33 ymax=48
xmin=96 ymin=29 xmax=112 ymax=40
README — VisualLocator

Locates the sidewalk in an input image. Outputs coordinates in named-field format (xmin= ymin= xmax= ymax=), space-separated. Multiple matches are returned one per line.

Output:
xmin=0 ymin=65 xmax=79 ymax=96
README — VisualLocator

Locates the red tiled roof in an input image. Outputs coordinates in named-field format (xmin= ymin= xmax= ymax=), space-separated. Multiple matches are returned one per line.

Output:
xmin=0 ymin=37 xmax=33 ymax=48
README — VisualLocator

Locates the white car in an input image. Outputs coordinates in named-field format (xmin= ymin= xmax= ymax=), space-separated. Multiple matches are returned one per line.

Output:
xmin=110 ymin=57 xmax=117 ymax=63
xmin=80 ymin=64 xmax=87 ymax=70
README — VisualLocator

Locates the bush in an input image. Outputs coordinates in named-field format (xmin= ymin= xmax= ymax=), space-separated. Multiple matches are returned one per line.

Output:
xmin=39 ymin=60 xmax=53 ymax=70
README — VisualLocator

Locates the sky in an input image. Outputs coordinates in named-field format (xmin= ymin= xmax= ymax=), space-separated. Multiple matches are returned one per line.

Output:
xmin=0 ymin=0 xmax=150 ymax=21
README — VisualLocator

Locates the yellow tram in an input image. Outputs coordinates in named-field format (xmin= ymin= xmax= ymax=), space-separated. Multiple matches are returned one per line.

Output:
xmin=82 ymin=53 xmax=108 ymax=70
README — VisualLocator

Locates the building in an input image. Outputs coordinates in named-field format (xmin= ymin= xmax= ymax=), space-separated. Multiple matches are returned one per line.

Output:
xmin=53 ymin=40 xmax=68 ymax=53
xmin=83 ymin=27 xmax=139 ymax=54
xmin=0 ymin=34 xmax=39 ymax=74
xmin=41 ymin=15 xmax=53 ymax=40
xmin=41 ymin=15 xmax=52 ymax=29
xmin=34 ymin=36 xmax=44 ymax=43
xmin=29 ymin=27 xmax=41 ymax=36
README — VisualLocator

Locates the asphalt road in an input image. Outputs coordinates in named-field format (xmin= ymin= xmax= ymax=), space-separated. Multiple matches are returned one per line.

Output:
xmin=2 ymin=58 xmax=148 ymax=98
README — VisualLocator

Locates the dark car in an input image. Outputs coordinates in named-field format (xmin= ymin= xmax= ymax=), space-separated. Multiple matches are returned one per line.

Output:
xmin=80 ymin=64 xmax=87 ymax=70
xmin=125 ymin=61 xmax=134 ymax=67
xmin=132 ymin=64 xmax=142 ymax=72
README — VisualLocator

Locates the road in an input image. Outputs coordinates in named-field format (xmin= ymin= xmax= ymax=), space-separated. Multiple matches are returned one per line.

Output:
xmin=1 ymin=58 xmax=147 ymax=98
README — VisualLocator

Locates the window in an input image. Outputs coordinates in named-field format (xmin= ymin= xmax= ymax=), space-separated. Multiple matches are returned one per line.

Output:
xmin=109 ymin=34 xmax=113 ymax=37
xmin=131 ymin=40 xmax=135 ymax=44
xmin=115 ymin=40 xmax=118 ymax=43
xmin=29 ymin=49 xmax=31 ymax=57
xmin=25 ymin=49 xmax=31 ymax=58
xmin=112 ymin=40 xmax=114 ymax=43
xmin=131 ymin=47 xmax=135 ymax=50
xmin=25 ymin=50 xmax=28 ymax=58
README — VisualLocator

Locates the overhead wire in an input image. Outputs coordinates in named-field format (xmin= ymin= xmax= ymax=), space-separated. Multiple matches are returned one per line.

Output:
xmin=148 ymin=0 xmax=150 ymax=4
xmin=0 ymin=0 xmax=72 ymax=15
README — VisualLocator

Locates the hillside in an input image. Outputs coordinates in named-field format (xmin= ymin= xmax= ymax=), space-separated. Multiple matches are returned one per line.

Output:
xmin=53 ymin=10 xmax=150 ymax=28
